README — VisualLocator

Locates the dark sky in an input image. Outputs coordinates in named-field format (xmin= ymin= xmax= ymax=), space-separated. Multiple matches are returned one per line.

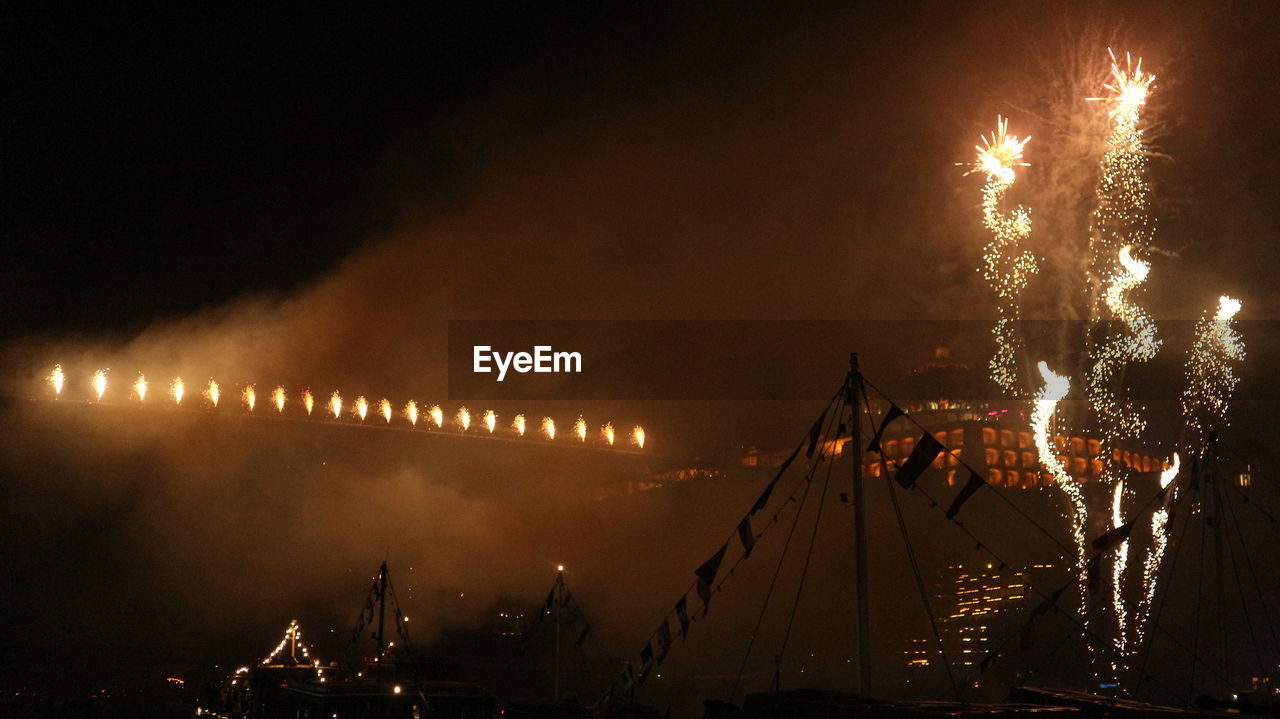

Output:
xmin=2 ymin=1 xmax=1279 ymax=710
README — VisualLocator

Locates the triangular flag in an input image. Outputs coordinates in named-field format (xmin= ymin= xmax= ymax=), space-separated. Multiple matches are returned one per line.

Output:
xmin=695 ymin=544 xmax=728 ymax=617
xmin=737 ymin=515 xmax=756 ymax=558
xmin=945 ymin=469 xmax=986 ymax=520
xmin=804 ymin=406 xmax=831 ymax=459
xmin=867 ymin=403 xmax=904 ymax=452
xmin=1091 ymin=519 xmax=1138 ymax=552
xmin=895 ymin=432 xmax=945 ymax=489
xmin=675 ymin=596 xmax=691 ymax=638
xmin=576 ymin=623 xmax=591 ymax=646
xmin=655 ymin=620 xmax=672 ymax=663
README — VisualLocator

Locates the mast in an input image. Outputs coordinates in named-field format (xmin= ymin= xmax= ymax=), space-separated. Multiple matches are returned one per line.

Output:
xmin=376 ymin=561 xmax=387 ymax=682
xmin=849 ymin=352 xmax=871 ymax=695
xmin=554 ymin=565 xmax=564 ymax=702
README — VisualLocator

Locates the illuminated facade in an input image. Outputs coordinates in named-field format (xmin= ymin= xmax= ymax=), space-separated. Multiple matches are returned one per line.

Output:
xmin=902 ymin=562 xmax=1056 ymax=670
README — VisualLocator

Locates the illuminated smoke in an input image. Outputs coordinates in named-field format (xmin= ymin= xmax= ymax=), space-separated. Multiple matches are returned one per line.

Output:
xmin=48 ymin=364 xmax=65 ymax=396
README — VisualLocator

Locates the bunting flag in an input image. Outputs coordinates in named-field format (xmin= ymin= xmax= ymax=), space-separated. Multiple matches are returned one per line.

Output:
xmin=867 ymin=403 xmax=904 ymax=452
xmin=675 ymin=596 xmax=691 ymax=638
xmin=695 ymin=543 xmax=728 ymax=617
xmin=751 ymin=405 xmax=830 ymax=515
xmin=654 ymin=620 xmax=672 ymax=663
xmin=945 ymin=469 xmax=986 ymax=520
xmin=1018 ymin=615 xmax=1038 ymax=651
xmin=640 ymin=643 xmax=654 ymax=670
xmin=895 ymin=432 xmax=945 ymax=489
xmin=1091 ymin=519 xmax=1137 ymax=552
xmin=576 ymin=623 xmax=592 ymax=646
xmin=737 ymin=516 xmax=756 ymax=558
xmin=561 ymin=589 xmax=574 ymax=608
xmin=804 ymin=406 xmax=831 ymax=459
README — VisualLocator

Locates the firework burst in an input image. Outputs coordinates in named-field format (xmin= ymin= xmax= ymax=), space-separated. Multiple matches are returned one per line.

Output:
xmin=205 ymin=380 xmax=220 ymax=408
xmin=133 ymin=373 xmax=148 ymax=401
xmin=403 ymin=400 xmax=419 ymax=427
xmin=574 ymin=416 xmax=587 ymax=442
xmin=171 ymin=377 xmax=185 ymax=405
xmin=1181 ymin=296 xmax=1245 ymax=453
xmin=429 ymin=404 xmax=443 ymax=428
xmin=602 ymin=422 xmax=616 ymax=446
xmin=1031 ymin=362 xmax=1087 ymax=617
xmin=513 ymin=413 xmax=527 ymax=437
xmin=329 ymin=391 xmax=342 ymax=419
xmin=457 ymin=406 xmax=471 ymax=431
xmin=48 ymin=365 xmax=65 ymax=396
xmin=379 ymin=398 xmax=392 ymax=423
xmin=483 ymin=409 xmax=497 ymax=433
xmin=302 ymin=389 xmax=315 ymax=416
xmin=541 ymin=417 xmax=556 ymax=440
xmin=92 ymin=369 xmax=108 ymax=400
xmin=354 ymin=396 xmax=368 ymax=421
xmin=243 ymin=385 xmax=256 ymax=412
xmin=631 ymin=425 xmax=646 ymax=449
xmin=972 ymin=116 xmax=1037 ymax=396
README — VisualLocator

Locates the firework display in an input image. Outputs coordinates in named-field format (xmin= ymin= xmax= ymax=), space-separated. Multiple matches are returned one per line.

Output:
xmin=978 ymin=51 xmax=1248 ymax=672
xmin=972 ymin=116 xmax=1037 ymax=396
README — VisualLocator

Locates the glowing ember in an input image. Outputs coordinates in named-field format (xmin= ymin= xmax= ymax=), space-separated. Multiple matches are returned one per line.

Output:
xmin=91 ymin=369 xmax=108 ymax=400
xmin=205 ymin=380 xmax=220 ymax=407
xmin=541 ymin=416 xmax=556 ymax=440
xmin=483 ymin=409 xmax=497 ymax=433
xmin=973 ymin=114 xmax=1030 ymax=184
xmin=133 ymin=373 xmax=148 ymax=401
xmin=272 ymin=386 xmax=286 ymax=413
xmin=48 ymin=365 xmax=65 ymax=396
xmin=513 ymin=413 xmax=526 ymax=437
xmin=243 ymin=385 xmax=256 ymax=412
xmin=574 ymin=416 xmax=587 ymax=442
xmin=302 ymin=389 xmax=315 ymax=415
xmin=456 ymin=406 xmax=471 ymax=431
xmin=429 ymin=404 xmax=443 ymax=428
xmin=354 ymin=395 xmax=368 ymax=421
xmin=631 ymin=425 xmax=646 ymax=449
xmin=171 ymin=377 xmax=185 ymax=405
xmin=403 ymin=400 xmax=419 ymax=427
xmin=379 ymin=398 xmax=392 ymax=423
xmin=1136 ymin=453 xmax=1180 ymax=648
xmin=602 ymin=422 xmax=615 ymax=446
xmin=329 ymin=391 xmax=342 ymax=419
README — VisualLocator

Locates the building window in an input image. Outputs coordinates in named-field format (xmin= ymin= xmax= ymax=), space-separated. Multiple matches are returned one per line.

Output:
xmin=946 ymin=470 xmax=957 ymax=487
xmin=1070 ymin=437 xmax=1085 ymax=455
xmin=988 ymin=469 xmax=1002 ymax=485
xmin=985 ymin=449 xmax=998 ymax=466
xmin=1091 ymin=459 xmax=1104 ymax=476
xmin=1003 ymin=450 xmax=1017 ymax=467
xmin=1088 ymin=439 xmax=1102 ymax=456
xmin=1000 ymin=430 xmax=1014 ymax=447
xmin=1018 ymin=432 xmax=1032 ymax=449
xmin=951 ymin=430 xmax=965 ymax=447
xmin=982 ymin=428 xmax=996 ymax=445
xmin=1021 ymin=452 xmax=1036 ymax=469
xmin=1005 ymin=471 xmax=1019 ymax=487
xmin=1239 ymin=473 xmax=1252 ymax=487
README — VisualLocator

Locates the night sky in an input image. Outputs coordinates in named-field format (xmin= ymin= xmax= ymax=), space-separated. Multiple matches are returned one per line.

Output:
xmin=2 ymin=2 xmax=1279 ymax=714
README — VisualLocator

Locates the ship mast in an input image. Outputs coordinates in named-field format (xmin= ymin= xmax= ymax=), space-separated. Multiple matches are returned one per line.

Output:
xmin=849 ymin=352 xmax=871 ymax=695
